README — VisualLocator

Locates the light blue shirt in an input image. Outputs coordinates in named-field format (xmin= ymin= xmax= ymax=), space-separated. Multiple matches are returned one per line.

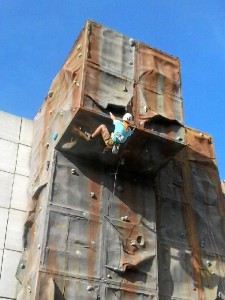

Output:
xmin=111 ymin=120 xmax=132 ymax=143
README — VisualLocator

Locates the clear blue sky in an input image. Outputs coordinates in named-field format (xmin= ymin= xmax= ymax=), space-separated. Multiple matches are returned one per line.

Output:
xmin=1 ymin=1 xmax=225 ymax=179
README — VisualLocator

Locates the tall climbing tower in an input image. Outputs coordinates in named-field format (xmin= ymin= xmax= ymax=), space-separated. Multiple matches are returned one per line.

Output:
xmin=16 ymin=20 xmax=225 ymax=299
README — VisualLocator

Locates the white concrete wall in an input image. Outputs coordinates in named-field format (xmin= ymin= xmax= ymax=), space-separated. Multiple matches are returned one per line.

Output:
xmin=0 ymin=111 xmax=33 ymax=299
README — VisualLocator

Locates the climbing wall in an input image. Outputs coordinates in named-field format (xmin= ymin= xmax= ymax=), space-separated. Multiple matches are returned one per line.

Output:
xmin=16 ymin=20 xmax=225 ymax=300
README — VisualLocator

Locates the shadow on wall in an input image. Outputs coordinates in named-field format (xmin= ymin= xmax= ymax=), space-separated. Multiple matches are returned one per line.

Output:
xmin=156 ymin=145 xmax=225 ymax=299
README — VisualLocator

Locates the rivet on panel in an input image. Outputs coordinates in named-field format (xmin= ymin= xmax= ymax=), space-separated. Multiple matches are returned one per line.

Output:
xmin=87 ymin=285 xmax=94 ymax=291
xmin=121 ymin=216 xmax=128 ymax=221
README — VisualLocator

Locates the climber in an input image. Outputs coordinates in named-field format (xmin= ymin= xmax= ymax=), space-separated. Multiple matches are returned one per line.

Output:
xmin=85 ymin=112 xmax=133 ymax=154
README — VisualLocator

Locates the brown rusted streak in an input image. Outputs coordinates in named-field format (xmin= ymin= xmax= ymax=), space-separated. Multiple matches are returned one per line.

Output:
xmin=182 ymin=147 xmax=204 ymax=299
xmin=185 ymin=127 xmax=215 ymax=161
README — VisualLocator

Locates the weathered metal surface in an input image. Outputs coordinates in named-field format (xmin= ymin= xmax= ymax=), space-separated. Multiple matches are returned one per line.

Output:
xmin=18 ymin=20 xmax=225 ymax=300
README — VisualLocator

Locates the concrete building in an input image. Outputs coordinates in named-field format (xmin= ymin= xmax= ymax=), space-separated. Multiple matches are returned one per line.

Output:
xmin=0 ymin=20 xmax=224 ymax=299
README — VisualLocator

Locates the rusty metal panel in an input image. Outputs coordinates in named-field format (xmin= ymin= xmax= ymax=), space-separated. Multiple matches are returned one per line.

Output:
xmin=185 ymin=126 xmax=215 ymax=162
xmin=83 ymin=64 xmax=133 ymax=112
xmin=86 ymin=20 xmax=135 ymax=80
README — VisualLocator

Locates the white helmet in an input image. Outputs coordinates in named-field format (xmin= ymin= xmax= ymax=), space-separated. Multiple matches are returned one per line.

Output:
xmin=123 ymin=113 xmax=133 ymax=122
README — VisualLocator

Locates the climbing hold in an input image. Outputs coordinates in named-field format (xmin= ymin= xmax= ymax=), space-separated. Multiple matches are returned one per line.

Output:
xmin=90 ymin=192 xmax=95 ymax=198
xmin=52 ymin=132 xmax=58 ymax=141
xmin=45 ymin=143 xmax=49 ymax=148
xmin=37 ymin=244 xmax=41 ymax=249
xmin=175 ymin=136 xmax=183 ymax=142
xmin=28 ymin=286 xmax=32 ymax=293
xmin=180 ymin=232 xmax=186 ymax=238
xmin=129 ymin=61 xmax=133 ymax=65
xmin=208 ymin=137 xmax=212 ymax=144
xmin=117 ymin=185 xmax=123 ymax=192
xmin=48 ymin=91 xmax=54 ymax=98
xmin=107 ymin=274 xmax=112 ymax=279
xmin=129 ymin=38 xmax=135 ymax=47
xmin=77 ymin=44 xmax=81 ymax=50
xmin=120 ymin=158 xmax=125 ymax=165
xmin=205 ymin=260 xmax=212 ymax=267
xmin=200 ymin=240 xmax=205 ymax=248
xmin=59 ymin=110 xmax=63 ymax=116
xmin=20 ymin=263 xmax=25 ymax=269
xmin=78 ymin=53 xmax=82 ymax=57
xmin=130 ymin=240 xmax=137 ymax=247
xmin=137 ymin=235 xmax=145 ymax=246
xmin=46 ymin=161 xmax=50 ymax=171
xmin=123 ymin=86 xmax=128 ymax=92
xmin=87 ymin=285 xmax=94 ymax=291
xmin=121 ymin=216 xmax=128 ymax=221
xmin=71 ymin=168 xmax=77 ymax=175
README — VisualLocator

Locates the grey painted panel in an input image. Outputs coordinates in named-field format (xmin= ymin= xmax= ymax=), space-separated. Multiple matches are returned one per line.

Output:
xmin=15 ymin=144 xmax=31 ymax=177
xmin=105 ymin=173 xmax=156 ymax=229
xmin=11 ymin=174 xmax=29 ymax=211
xmin=0 ymin=171 xmax=14 ymax=209
xmin=0 ymin=208 xmax=8 ymax=249
xmin=43 ymin=209 xmax=102 ymax=279
xmin=52 ymin=153 xmax=104 ymax=215
xmin=0 ymin=111 xmax=21 ymax=143
xmin=5 ymin=209 xmax=26 ymax=251
xmin=20 ymin=118 xmax=33 ymax=146
xmin=0 ymin=139 xmax=17 ymax=174
xmin=158 ymin=197 xmax=188 ymax=246
xmin=0 ymin=249 xmax=21 ymax=298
